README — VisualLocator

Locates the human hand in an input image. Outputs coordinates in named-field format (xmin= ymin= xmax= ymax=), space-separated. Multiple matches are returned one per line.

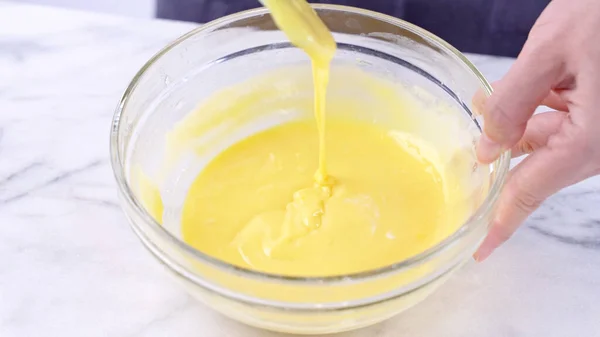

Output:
xmin=473 ymin=0 xmax=600 ymax=261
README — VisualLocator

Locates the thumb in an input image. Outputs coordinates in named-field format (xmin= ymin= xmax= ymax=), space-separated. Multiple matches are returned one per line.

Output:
xmin=477 ymin=45 xmax=565 ymax=164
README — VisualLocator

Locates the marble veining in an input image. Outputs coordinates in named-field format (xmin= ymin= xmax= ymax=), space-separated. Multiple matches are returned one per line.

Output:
xmin=529 ymin=186 xmax=600 ymax=249
xmin=1 ymin=2 xmax=599 ymax=337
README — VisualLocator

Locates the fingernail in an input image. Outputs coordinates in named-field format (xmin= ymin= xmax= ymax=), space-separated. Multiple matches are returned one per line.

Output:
xmin=472 ymin=90 xmax=486 ymax=116
xmin=473 ymin=244 xmax=494 ymax=263
xmin=477 ymin=134 xmax=503 ymax=164
xmin=473 ymin=225 xmax=504 ymax=262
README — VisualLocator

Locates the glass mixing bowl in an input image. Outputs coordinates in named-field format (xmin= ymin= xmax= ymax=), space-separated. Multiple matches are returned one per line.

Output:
xmin=110 ymin=5 xmax=510 ymax=335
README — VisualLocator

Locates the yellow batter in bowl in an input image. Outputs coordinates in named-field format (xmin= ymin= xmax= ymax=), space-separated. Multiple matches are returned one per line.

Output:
xmin=141 ymin=62 xmax=478 ymax=278
xmin=182 ymin=118 xmax=466 ymax=276
xmin=113 ymin=3 xmax=508 ymax=334
xmin=139 ymin=0 xmax=475 ymax=278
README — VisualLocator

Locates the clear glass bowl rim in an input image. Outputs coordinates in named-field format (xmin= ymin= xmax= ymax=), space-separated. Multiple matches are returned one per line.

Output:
xmin=109 ymin=4 xmax=511 ymax=285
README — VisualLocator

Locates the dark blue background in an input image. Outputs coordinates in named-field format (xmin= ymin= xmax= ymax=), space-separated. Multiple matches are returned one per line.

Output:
xmin=156 ymin=0 xmax=550 ymax=57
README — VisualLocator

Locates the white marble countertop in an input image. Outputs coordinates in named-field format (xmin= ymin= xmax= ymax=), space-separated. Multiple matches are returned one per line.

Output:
xmin=1 ymin=2 xmax=599 ymax=337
